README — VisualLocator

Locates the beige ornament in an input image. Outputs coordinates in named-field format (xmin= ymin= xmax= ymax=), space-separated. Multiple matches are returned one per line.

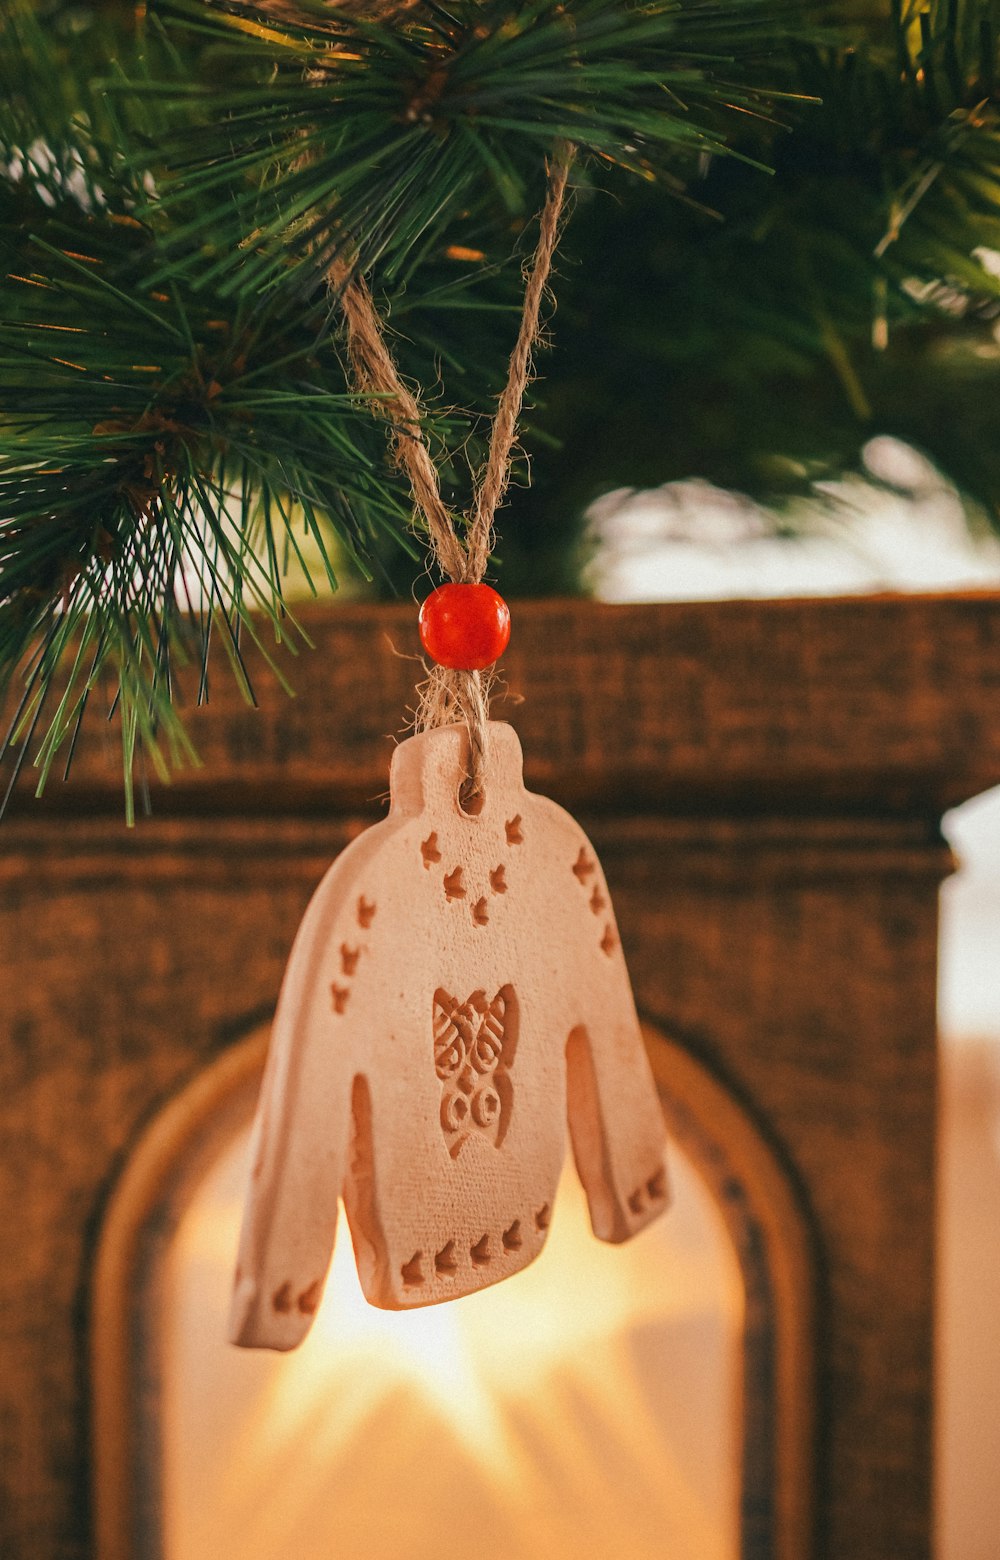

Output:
xmin=231 ymin=721 xmax=669 ymax=1349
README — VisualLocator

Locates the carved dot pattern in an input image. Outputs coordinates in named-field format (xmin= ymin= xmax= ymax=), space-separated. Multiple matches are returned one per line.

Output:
xmin=443 ymin=866 xmax=466 ymax=901
xmin=571 ymin=846 xmax=616 ymax=955
xmin=297 ymin=1280 xmax=322 ymax=1315
xmin=397 ymin=1206 xmax=548 ymax=1287
xmin=401 ymin=1252 xmax=425 ymax=1287
xmin=271 ymin=1279 xmax=323 ymax=1315
xmin=435 ymin=1240 xmax=458 ymax=1275
xmin=572 ymin=847 xmax=596 ymax=883
xmin=331 ymin=901 xmax=374 ymax=1015
xmin=421 ymin=832 xmax=442 ymax=868
xmin=625 ymin=1166 xmax=668 ymax=1220
xmin=445 ymin=860 xmax=509 ymax=921
xmin=502 ymin=1219 xmax=522 ymax=1251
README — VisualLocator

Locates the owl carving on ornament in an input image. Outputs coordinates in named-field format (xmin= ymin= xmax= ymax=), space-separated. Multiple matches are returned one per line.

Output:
xmin=434 ymin=986 xmax=516 ymax=1154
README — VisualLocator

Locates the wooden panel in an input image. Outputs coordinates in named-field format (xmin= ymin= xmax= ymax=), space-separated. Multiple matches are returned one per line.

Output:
xmin=613 ymin=840 xmax=944 ymax=1558
xmin=7 ymin=594 xmax=1000 ymax=816
xmin=1 ymin=596 xmax=997 ymax=1560
xmin=0 ymin=845 xmax=322 ymax=1560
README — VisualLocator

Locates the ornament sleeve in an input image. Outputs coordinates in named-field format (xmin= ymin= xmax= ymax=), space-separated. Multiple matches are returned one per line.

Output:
xmin=533 ymin=796 xmax=671 ymax=1243
xmin=228 ymin=856 xmax=366 ymax=1350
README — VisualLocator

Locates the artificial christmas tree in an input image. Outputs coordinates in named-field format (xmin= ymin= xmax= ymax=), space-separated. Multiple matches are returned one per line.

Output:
xmin=6 ymin=6 xmax=1000 ymax=1553
xmin=1 ymin=0 xmax=797 ymax=813
xmin=6 ymin=0 xmax=1000 ymax=809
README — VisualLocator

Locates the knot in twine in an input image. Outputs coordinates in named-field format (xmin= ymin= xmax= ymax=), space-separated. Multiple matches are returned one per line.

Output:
xmin=334 ymin=140 xmax=575 ymax=800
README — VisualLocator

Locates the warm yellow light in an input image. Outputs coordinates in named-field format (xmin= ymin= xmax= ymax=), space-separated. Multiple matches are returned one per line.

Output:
xmin=163 ymin=1131 xmax=742 ymax=1560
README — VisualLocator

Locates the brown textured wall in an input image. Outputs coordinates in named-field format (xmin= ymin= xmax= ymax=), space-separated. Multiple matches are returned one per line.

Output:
xmin=2 ymin=596 xmax=998 ymax=1560
xmin=607 ymin=819 xmax=945 ymax=1557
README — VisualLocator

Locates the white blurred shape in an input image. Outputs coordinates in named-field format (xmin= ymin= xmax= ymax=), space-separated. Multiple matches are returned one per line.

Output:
xmin=587 ymin=461 xmax=1000 ymax=604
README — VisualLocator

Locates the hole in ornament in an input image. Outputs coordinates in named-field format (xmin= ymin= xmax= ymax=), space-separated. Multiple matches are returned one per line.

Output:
xmin=470 ymin=1234 xmax=491 ymax=1266
xmin=330 ymin=984 xmax=350 ymax=1014
xmin=589 ymin=886 xmax=606 ymax=916
xmin=535 ymin=1203 xmax=551 ymax=1231
xmin=648 ymin=1168 xmax=667 ymax=1201
xmin=443 ymin=866 xmax=466 ymax=901
xmin=502 ymin=1219 xmax=522 ymax=1252
xmin=600 ymin=925 xmax=617 ymax=957
xmin=297 ymin=1281 xmax=321 ymax=1315
xmin=489 ymin=864 xmax=507 ymax=894
xmin=271 ymin=1282 xmax=293 ymax=1314
xmin=420 ymin=832 xmax=442 ymax=869
xmin=458 ymin=780 xmax=485 ymax=818
xmin=471 ymin=897 xmax=490 ymax=927
xmin=505 ymin=814 xmax=523 ymax=845
xmin=357 ymin=896 xmax=376 ymax=929
xmin=400 ymin=1252 xmax=425 ymax=1288
xmin=434 ymin=1240 xmax=458 ymax=1276
xmin=340 ymin=944 xmax=360 ymax=976
xmin=573 ymin=847 xmax=596 ymax=883
xmin=628 ymin=1190 xmax=644 ymax=1216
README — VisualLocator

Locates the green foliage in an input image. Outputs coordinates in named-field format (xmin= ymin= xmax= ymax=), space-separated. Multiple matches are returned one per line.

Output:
xmin=0 ymin=0 xmax=804 ymax=808
xmin=0 ymin=206 xmax=420 ymax=817
xmin=513 ymin=1 xmax=1000 ymax=525
xmin=0 ymin=5 xmax=430 ymax=816
xmin=6 ymin=0 xmax=1000 ymax=814
xmin=138 ymin=0 xmax=795 ymax=298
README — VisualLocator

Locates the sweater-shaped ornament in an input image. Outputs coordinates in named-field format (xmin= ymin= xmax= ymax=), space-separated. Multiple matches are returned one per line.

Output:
xmin=231 ymin=721 xmax=669 ymax=1349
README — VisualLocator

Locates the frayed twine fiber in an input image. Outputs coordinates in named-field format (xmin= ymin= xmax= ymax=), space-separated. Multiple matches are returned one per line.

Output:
xmin=332 ymin=140 xmax=575 ymax=799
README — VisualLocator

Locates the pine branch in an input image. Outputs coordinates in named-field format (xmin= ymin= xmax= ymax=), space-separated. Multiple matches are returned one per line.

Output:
xmin=131 ymin=0 xmax=810 ymax=300
xmin=31 ymin=0 xmax=1000 ymax=810
xmin=3 ymin=0 xmax=812 ymax=812
xmin=0 ymin=124 xmax=424 ymax=817
xmin=502 ymin=0 xmax=1000 ymax=534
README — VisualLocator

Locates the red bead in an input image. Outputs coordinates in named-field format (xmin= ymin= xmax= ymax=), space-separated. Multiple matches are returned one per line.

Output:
xmin=418 ymin=584 xmax=511 ymax=671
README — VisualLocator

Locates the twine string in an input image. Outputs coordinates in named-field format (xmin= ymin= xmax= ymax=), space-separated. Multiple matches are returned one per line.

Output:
xmin=333 ymin=139 xmax=575 ymax=796
xmin=337 ymin=269 xmax=468 ymax=584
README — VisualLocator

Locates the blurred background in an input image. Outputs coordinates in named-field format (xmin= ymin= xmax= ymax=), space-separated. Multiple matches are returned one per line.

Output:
xmin=589 ymin=472 xmax=1000 ymax=1560
xmin=144 ymin=479 xmax=1000 ymax=1560
xmin=5 ymin=1 xmax=1000 ymax=1555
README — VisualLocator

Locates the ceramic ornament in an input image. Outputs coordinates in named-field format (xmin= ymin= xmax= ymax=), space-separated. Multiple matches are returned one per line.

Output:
xmin=231 ymin=148 xmax=669 ymax=1349
xmin=231 ymin=721 xmax=669 ymax=1349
